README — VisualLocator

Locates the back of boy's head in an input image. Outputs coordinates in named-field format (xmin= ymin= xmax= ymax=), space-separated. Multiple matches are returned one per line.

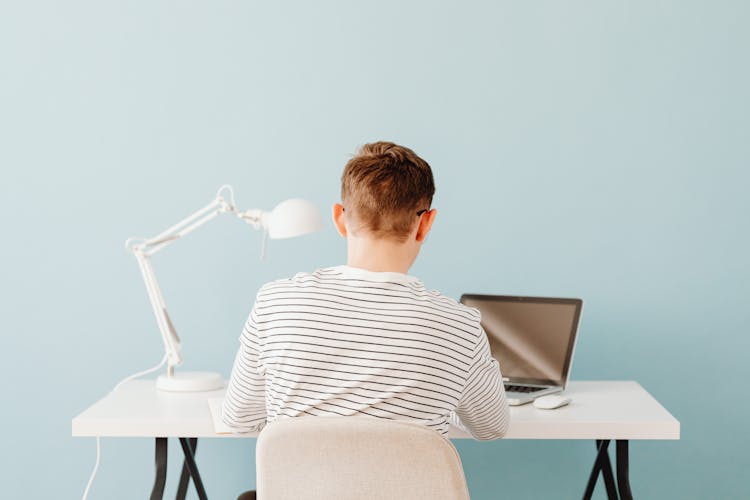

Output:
xmin=341 ymin=141 xmax=435 ymax=242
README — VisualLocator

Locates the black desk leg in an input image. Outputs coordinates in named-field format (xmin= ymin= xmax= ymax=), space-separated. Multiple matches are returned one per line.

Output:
xmin=599 ymin=440 xmax=619 ymax=499
xmin=616 ymin=440 xmax=633 ymax=500
xmin=150 ymin=438 xmax=168 ymax=500
xmin=179 ymin=437 xmax=209 ymax=500
xmin=583 ymin=440 xmax=618 ymax=500
xmin=176 ymin=438 xmax=198 ymax=500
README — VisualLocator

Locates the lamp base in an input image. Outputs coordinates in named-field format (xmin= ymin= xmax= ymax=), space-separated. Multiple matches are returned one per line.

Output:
xmin=156 ymin=371 xmax=224 ymax=392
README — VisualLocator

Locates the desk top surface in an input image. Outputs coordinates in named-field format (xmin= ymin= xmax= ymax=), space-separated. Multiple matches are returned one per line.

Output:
xmin=72 ymin=380 xmax=679 ymax=440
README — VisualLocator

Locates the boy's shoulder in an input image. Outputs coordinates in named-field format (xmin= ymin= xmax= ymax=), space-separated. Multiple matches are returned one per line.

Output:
xmin=254 ymin=268 xmax=339 ymax=301
xmin=256 ymin=267 xmax=481 ymax=324
xmin=256 ymin=268 xmax=334 ymax=292
xmin=418 ymin=287 xmax=482 ymax=326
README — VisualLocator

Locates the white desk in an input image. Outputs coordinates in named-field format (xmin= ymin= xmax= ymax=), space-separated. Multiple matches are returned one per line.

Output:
xmin=73 ymin=380 xmax=679 ymax=500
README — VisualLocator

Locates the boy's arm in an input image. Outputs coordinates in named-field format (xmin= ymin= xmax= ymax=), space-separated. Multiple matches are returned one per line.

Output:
xmin=453 ymin=326 xmax=510 ymax=440
xmin=221 ymin=306 xmax=267 ymax=433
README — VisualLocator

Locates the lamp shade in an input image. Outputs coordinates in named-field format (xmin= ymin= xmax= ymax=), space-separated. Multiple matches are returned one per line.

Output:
xmin=265 ymin=198 xmax=325 ymax=239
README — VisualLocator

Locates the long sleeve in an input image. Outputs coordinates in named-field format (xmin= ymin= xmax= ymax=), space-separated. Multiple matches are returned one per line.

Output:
xmin=221 ymin=307 xmax=267 ymax=433
xmin=453 ymin=326 xmax=510 ymax=440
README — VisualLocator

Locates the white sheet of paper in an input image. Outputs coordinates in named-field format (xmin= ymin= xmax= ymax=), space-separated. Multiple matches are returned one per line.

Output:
xmin=208 ymin=397 xmax=232 ymax=434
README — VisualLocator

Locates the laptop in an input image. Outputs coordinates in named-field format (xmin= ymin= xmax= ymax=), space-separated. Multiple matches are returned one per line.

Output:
xmin=460 ymin=294 xmax=583 ymax=406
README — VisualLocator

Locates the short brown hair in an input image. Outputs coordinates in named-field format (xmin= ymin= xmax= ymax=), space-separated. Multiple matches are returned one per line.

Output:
xmin=341 ymin=141 xmax=435 ymax=241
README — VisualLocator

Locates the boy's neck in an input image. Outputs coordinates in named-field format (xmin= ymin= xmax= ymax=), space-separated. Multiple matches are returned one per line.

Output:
xmin=346 ymin=235 xmax=417 ymax=275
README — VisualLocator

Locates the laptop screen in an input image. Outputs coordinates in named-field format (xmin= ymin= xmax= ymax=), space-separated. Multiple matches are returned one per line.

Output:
xmin=460 ymin=295 xmax=582 ymax=387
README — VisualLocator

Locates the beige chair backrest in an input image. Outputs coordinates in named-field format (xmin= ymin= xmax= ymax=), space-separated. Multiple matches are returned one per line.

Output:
xmin=256 ymin=417 xmax=470 ymax=500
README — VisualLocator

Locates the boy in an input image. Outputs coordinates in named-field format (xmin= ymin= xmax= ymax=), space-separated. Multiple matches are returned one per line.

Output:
xmin=222 ymin=141 xmax=509 ymax=440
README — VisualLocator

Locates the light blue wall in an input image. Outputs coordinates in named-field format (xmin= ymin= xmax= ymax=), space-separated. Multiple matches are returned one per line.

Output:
xmin=1 ymin=1 xmax=748 ymax=498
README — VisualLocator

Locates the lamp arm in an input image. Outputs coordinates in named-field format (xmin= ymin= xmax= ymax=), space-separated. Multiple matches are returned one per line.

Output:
xmin=133 ymin=250 xmax=183 ymax=368
xmin=143 ymin=208 xmax=224 ymax=256
xmin=126 ymin=186 xmax=248 ymax=374
xmin=126 ymin=185 xmax=287 ymax=382
xmin=137 ymin=198 xmax=233 ymax=256
xmin=236 ymin=209 xmax=265 ymax=228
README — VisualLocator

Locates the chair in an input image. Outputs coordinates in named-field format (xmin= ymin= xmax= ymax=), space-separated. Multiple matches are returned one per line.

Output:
xmin=253 ymin=416 xmax=471 ymax=500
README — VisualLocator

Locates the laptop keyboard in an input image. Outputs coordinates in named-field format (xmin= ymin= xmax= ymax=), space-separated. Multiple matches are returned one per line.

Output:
xmin=504 ymin=384 xmax=546 ymax=393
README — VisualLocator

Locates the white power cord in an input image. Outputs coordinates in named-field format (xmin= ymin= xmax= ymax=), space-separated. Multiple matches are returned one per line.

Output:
xmin=81 ymin=354 xmax=168 ymax=500
xmin=81 ymin=437 xmax=100 ymax=500
xmin=112 ymin=353 xmax=168 ymax=392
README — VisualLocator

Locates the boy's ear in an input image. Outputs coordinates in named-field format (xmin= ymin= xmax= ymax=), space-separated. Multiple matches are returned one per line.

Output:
xmin=415 ymin=208 xmax=437 ymax=242
xmin=332 ymin=203 xmax=347 ymax=237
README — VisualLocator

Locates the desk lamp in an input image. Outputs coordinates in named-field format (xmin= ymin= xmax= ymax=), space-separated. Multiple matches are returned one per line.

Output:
xmin=126 ymin=185 xmax=323 ymax=392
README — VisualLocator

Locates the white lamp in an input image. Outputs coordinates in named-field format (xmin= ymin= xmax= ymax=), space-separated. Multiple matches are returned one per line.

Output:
xmin=127 ymin=185 xmax=324 ymax=392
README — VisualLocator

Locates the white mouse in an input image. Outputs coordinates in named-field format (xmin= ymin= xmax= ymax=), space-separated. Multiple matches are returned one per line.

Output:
xmin=533 ymin=394 xmax=571 ymax=410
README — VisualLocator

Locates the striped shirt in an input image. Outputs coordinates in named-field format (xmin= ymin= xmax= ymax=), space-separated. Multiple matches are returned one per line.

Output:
xmin=222 ymin=265 xmax=509 ymax=440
